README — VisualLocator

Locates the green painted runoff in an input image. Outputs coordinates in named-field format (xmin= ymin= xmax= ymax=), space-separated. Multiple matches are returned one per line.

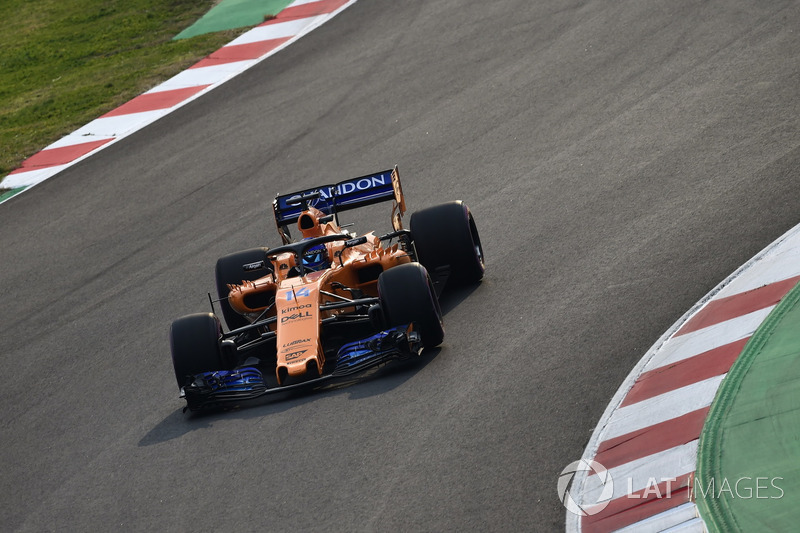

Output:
xmin=174 ymin=0 xmax=294 ymax=39
xmin=697 ymin=281 xmax=800 ymax=532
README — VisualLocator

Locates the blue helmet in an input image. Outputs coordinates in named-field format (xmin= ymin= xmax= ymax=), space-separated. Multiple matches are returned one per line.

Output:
xmin=302 ymin=243 xmax=330 ymax=271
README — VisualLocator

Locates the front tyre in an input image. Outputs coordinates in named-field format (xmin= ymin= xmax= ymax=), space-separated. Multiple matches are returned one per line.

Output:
xmin=378 ymin=263 xmax=444 ymax=348
xmin=410 ymin=201 xmax=485 ymax=287
xmin=170 ymin=313 xmax=225 ymax=389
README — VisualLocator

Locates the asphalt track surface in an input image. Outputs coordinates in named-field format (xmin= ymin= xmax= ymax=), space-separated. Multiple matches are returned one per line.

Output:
xmin=1 ymin=1 xmax=798 ymax=531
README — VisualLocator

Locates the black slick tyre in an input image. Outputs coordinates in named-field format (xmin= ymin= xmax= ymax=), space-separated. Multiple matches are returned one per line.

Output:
xmin=215 ymin=247 xmax=270 ymax=330
xmin=410 ymin=201 xmax=485 ymax=287
xmin=378 ymin=263 xmax=444 ymax=348
xmin=170 ymin=313 xmax=225 ymax=389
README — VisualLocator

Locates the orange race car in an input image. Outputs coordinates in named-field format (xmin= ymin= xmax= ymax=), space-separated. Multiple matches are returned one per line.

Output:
xmin=169 ymin=166 xmax=484 ymax=410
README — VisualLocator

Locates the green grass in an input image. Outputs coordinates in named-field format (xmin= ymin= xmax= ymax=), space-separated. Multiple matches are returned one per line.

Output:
xmin=0 ymin=0 xmax=249 ymax=185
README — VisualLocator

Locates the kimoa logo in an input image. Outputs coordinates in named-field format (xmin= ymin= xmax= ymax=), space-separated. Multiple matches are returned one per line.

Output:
xmin=557 ymin=459 xmax=614 ymax=516
xmin=282 ymin=303 xmax=311 ymax=314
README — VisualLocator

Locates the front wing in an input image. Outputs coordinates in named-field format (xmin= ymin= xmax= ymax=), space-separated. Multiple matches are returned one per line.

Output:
xmin=181 ymin=325 xmax=421 ymax=411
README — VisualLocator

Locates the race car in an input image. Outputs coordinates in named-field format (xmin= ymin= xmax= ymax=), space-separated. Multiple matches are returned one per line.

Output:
xmin=169 ymin=166 xmax=484 ymax=411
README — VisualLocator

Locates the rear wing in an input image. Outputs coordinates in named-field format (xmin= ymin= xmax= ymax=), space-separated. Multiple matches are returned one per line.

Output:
xmin=273 ymin=165 xmax=406 ymax=243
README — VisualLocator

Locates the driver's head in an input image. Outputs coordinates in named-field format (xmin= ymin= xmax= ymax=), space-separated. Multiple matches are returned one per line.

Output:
xmin=301 ymin=243 xmax=330 ymax=271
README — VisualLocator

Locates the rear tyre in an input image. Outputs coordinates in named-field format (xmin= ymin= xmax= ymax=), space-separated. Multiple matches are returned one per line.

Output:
xmin=378 ymin=263 xmax=444 ymax=348
xmin=170 ymin=313 xmax=225 ymax=389
xmin=410 ymin=201 xmax=484 ymax=286
xmin=215 ymin=247 xmax=271 ymax=330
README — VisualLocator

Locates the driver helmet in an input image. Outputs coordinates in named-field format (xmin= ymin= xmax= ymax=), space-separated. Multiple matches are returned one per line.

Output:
xmin=302 ymin=242 xmax=330 ymax=271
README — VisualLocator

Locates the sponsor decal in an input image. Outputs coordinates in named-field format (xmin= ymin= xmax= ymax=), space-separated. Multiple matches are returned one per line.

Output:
xmin=281 ymin=338 xmax=310 ymax=348
xmin=285 ymin=350 xmax=307 ymax=361
xmin=242 ymin=261 xmax=266 ymax=272
xmin=338 ymin=175 xmax=389 ymax=195
xmin=282 ymin=303 xmax=311 ymax=314
xmin=281 ymin=311 xmax=312 ymax=323
xmin=284 ymin=174 xmax=390 ymax=207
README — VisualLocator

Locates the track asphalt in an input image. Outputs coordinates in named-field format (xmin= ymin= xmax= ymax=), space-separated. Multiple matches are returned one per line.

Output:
xmin=179 ymin=2 xmax=800 ymax=530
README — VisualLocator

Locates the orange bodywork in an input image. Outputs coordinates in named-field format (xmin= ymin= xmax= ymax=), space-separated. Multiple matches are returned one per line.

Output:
xmin=226 ymin=211 xmax=411 ymax=384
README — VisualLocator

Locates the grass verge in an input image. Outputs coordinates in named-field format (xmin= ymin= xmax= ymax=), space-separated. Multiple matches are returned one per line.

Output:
xmin=0 ymin=0 xmax=249 ymax=189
